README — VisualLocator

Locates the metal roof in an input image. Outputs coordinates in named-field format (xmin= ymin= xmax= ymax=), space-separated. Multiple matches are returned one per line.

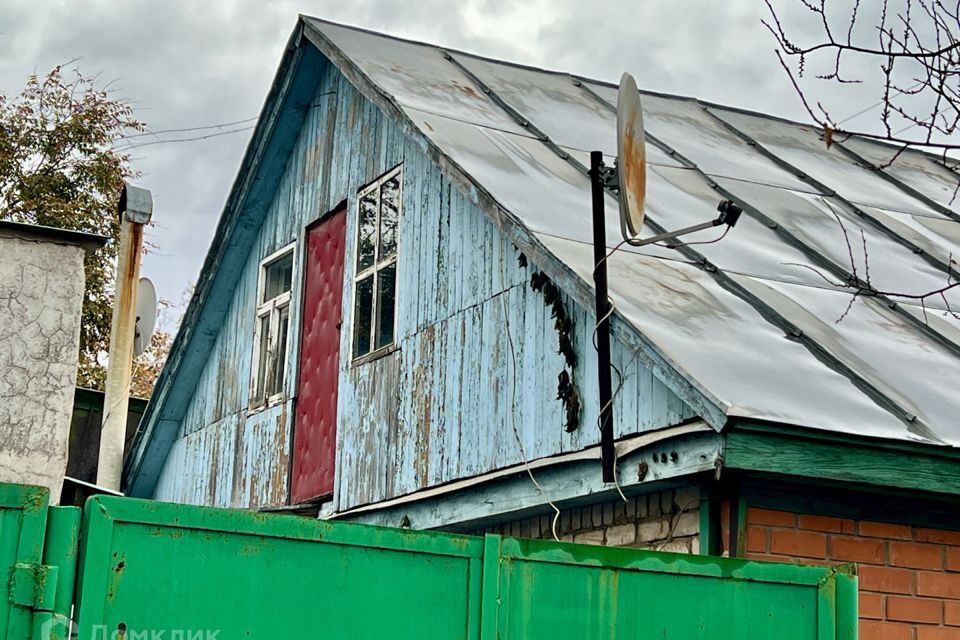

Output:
xmin=306 ymin=17 xmax=960 ymax=448
xmin=0 ymin=220 xmax=107 ymax=255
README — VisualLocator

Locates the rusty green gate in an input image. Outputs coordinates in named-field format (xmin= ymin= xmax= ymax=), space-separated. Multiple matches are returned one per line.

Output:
xmin=1 ymin=483 xmax=857 ymax=639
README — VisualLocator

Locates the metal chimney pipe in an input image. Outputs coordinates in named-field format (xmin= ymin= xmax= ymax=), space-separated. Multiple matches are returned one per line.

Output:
xmin=96 ymin=184 xmax=152 ymax=491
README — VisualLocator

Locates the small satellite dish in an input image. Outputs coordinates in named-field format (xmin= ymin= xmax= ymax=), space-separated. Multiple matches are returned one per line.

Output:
xmin=616 ymin=72 xmax=647 ymax=240
xmin=133 ymin=277 xmax=157 ymax=358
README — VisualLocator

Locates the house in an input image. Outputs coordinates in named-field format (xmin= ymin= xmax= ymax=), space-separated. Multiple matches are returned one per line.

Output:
xmin=0 ymin=220 xmax=106 ymax=502
xmin=126 ymin=17 xmax=960 ymax=637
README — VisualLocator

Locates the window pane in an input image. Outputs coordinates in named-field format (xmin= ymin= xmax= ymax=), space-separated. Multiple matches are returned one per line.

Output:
xmin=357 ymin=190 xmax=377 ymax=271
xmin=270 ymin=305 xmax=290 ymax=397
xmin=255 ymin=314 xmax=271 ymax=401
xmin=378 ymin=173 xmax=400 ymax=261
xmin=374 ymin=262 xmax=396 ymax=350
xmin=353 ymin=275 xmax=374 ymax=357
xmin=263 ymin=251 xmax=293 ymax=302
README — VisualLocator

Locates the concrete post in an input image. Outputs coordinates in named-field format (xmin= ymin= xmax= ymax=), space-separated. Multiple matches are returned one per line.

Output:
xmin=96 ymin=184 xmax=152 ymax=491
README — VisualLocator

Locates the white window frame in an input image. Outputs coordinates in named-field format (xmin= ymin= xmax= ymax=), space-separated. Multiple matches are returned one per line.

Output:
xmin=351 ymin=165 xmax=402 ymax=362
xmin=250 ymin=243 xmax=295 ymax=409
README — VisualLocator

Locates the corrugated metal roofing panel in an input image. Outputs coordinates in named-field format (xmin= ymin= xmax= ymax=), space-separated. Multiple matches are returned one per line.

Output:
xmin=647 ymin=166 xmax=826 ymax=287
xmin=449 ymin=53 xmax=682 ymax=168
xmin=862 ymin=205 xmax=960 ymax=261
xmin=708 ymin=107 xmax=943 ymax=218
xmin=314 ymin=21 xmax=530 ymax=135
xmin=303 ymin=17 xmax=960 ymax=449
xmin=585 ymin=82 xmax=816 ymax=193
xmin=408 ymin=108 xmax=677 ymax=260
xmin=735 ymin=274 xmax=960 ymax=444
xmin=538 ymin=234 xmax=914 ymax=440
xmin=714 ymin=178 xmax=960 ymax=312
xmin=841 ymin=137 xmax=960 ymax=214
xmin=900 ymin=303 xmax=960 ymax=348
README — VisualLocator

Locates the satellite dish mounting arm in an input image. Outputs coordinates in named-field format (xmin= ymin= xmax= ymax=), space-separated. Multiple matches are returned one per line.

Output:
xmin=621 ymin=199 xmax=742 ymax=247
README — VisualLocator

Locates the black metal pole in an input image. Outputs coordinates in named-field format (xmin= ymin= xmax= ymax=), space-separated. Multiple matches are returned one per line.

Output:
xmin=590 ymin=150 xmax=616 ymax=484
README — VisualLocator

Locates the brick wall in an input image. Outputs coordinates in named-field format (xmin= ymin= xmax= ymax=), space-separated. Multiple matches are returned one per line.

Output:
xmin=478 ymin=487 xmax=701 ymax=552
xmin=737 ymin=507 xmax=960 ymax=640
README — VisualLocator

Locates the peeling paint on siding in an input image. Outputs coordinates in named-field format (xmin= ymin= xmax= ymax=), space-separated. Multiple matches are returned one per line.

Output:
xmin=153 ymin=64 xmax=695 ymax=511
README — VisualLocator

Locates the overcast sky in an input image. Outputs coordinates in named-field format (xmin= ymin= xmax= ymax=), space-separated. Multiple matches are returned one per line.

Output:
xmin=2 ymin=1 xmax=894 ymax=323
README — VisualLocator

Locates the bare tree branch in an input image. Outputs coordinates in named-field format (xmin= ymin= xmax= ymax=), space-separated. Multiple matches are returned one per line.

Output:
xmin=764 ymin=0 xmax=960 ymax=163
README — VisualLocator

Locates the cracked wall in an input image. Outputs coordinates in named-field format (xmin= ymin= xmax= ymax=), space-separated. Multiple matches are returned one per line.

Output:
xmin=0 ymin=233 xmax=87 ymax=503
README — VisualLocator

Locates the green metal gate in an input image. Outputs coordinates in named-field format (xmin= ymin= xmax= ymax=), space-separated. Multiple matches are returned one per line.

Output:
xmin=0 ymin=485 xmax=78 ymax=640
xmin=1 ymin=484 xmax=857 ymax=639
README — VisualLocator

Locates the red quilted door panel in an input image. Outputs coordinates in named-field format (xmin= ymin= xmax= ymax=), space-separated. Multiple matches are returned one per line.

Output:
xmin=293 ymin=207 xmax=346 ymax=503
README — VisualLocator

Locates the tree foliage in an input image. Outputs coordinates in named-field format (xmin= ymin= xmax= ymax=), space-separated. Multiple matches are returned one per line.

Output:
xmin=0 ymin=64 xmax=145 ymax=389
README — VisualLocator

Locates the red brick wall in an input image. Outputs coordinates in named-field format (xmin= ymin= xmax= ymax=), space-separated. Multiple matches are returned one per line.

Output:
xmin=734 ymin=507 xmax=960 ymax=640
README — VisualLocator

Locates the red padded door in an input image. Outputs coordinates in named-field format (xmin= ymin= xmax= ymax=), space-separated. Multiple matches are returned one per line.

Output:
xmin=293 ymin=207 xmax=346 ymax=503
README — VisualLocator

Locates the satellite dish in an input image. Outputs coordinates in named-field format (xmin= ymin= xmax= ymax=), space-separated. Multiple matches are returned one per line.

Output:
xmin=133 ymin=277 xmax=157 ymax=357
xmin=616 ymin=72 xmax=647 ymax=240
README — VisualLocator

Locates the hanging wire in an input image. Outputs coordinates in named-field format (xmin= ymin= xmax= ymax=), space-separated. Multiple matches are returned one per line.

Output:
xmin=116 ymin=125 xmax=255 ymax=151
xmin=835 ymin=81 xmax=925 ymax=126
xmin=119 ymin=116 xmax=258 ymax=141
xmin=499 ymin=289 xmax=562 ymax=541
xmin=590 ymin=238 xmax=645 ymax=504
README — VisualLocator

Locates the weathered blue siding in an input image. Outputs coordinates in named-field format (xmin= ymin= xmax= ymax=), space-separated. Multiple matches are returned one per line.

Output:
xmin=153 ymin=62 xmax=695 ymax=511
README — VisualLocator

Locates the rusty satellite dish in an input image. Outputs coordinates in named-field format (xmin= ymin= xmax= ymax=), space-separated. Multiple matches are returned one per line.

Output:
xmin=591 ymin=72 xmax=742 ymax=486
xmin=616 ymin=72 xmax=647 ymax=240
xmin=133 ymin=277 xmax=157 ymax=358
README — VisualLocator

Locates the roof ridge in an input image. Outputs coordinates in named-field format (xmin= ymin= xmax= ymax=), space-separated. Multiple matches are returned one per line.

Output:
xmin=298 ymin=14 xmax=841 ymax=135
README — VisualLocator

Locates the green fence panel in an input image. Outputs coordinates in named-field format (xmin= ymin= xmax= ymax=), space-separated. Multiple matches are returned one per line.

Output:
xmin=74 ymin=496 xmax=485 ymax=640
xmin=0 ymin=484 xmax=50 ymax=640
xmin=0 ymin=486 xmax=860 ymax=640
xmin=484 ymin=536 xmax=856 ymax=640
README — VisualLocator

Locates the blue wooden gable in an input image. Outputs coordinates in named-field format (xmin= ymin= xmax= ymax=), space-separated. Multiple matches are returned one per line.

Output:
xmin=137 ymin=51 xmax=698 ymax=511
xmin=126 ymin=19 xmax=703 ymax=511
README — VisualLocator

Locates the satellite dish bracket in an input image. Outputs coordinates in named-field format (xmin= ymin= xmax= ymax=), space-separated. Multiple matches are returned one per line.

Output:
xmin=598 ymin=160 xmax=620 ymax=193
xmin=623 ymin=199 xmax=742 ymax=248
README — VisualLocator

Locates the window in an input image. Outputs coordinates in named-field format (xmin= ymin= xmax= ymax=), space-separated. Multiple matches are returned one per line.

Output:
xmin=353 ymin=166 xmax=401 ymax=359
xmin=251 ymin=244 xmax=294 ymax=406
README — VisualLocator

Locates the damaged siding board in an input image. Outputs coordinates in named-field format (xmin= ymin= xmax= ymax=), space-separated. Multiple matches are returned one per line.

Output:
xmin=153 ymin=63 xmax=696 ymax=513
xmin=154 ymin=414 xmax=237 ymax=508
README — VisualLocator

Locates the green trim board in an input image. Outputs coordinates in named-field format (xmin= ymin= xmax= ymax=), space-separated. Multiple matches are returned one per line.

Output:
xmin=725 ymin=420 xmax=960 ymax=497
xmin=698 ymin=484 xmax=725 ymax=557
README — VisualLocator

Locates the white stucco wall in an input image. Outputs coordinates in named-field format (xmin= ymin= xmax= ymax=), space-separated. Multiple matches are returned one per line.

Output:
xmin=0 ymin=231 xmax=88 ymax=503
